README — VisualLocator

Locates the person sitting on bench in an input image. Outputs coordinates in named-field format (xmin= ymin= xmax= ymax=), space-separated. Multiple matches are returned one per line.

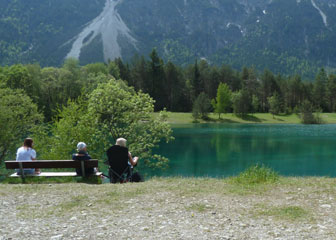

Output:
xmin=16 ymin=138 xmax=40 ymax=175
xmin=72 ymin=142 xmax=96 ymax=176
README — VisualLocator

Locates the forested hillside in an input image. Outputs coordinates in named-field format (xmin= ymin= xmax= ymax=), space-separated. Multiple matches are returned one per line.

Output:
xmin=0 ymin=0 xmax=105 ymax=66
xmin=1 ymin=0 xmax=336 ymax=78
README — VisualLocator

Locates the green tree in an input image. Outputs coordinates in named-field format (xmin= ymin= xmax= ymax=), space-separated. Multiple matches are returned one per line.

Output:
xmin=212 ymin=83 xmax=232 ymax=119
xmin=241 ymin=67 xmax=259 ymax=98
xmin=260 ymin=69 xmax=279 ymax=112
xmin=190 ymin=59 xmax=202 ymax=100
xmin=232 ymin=89 xmax=251 ymax=117
xmin=219 ymin=64 xmax=241 ymax=91
xmin=192 ymin=92 xmax=211 ymax=120
xmin=0 ymin=88 xmax=43 ymax=163
xmin=284 ymin=75 xmax=304 ymax=110
xmin=299 ymin=100 xmax=321 ymax=124
xmin=251 ymin=95 xmax=259 ymax=114
xmin=268 ymin=92 xmax=282 ymax=118
xmin=37 ymin=79 xmax=173 ymax=169
xmin=149 ymin=49 xmax=167 ymax=111
xmin=107 ymin=61 xmax=120 ymax=79
xmin=129 ymin=55 xmax=148 ymax=92
xmin=114 ymin=57 xmax=130 ymax=83
xmin=326 ymin=74 xmax=336 ymax=112
xmin=164 ymin=61 xmax=188 ymax=111
xmin=82 ymin=62 xmax=108 ymax=77
xmin=313 ymin=68 xmax=327 ymax=111
xmin=2 ymin=64 xmax=41 ymax=102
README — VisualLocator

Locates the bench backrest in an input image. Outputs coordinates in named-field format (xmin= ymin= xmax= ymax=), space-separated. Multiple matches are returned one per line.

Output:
xmin=5 ymin=160 xmax=98 ymax=169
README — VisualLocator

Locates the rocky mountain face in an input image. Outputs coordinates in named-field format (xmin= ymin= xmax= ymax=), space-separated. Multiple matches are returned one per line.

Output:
xmin=1 ymin=0 xmax=336 ymax=77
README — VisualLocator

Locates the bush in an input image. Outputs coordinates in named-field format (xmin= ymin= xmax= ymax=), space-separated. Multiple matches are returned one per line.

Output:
xmin=234 ymin=164 xmax=279 ymax=184
xmin=299 ymin=100 xmax=322 ymax=124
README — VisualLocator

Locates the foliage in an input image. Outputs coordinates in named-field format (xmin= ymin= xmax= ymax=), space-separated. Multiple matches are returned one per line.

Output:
xmin=268 ymin=92 xmax=283 ymax=117
xmin=313 ymin=68 xmax=327 ymax=111
xmin=0 ymin=88 xmax=43 ymax=163
xmin=36 ymin=78 xmax=173 ymax=169
xmin=251 ymin=95 xmax=259 ymax=114
xmin=234 ymin=165 xmax=279 ymax=185
xmin=192 ymin=92 xmax=211 ymax=121
xmin=298 ymin=100 xmax=322 ymax=124
xmin=1 ymin=56 xmax=336 ymax=125
xmin=212 ymin=82 xmax=232 ymax=118
xmin=232 ymin=89 xmax=251 ymax=117
xmin=326 ymin=74 xmax=336 ymax=112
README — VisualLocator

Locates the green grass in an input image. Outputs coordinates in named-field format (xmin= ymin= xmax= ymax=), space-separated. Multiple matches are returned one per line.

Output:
xmin=186 ymin=203 xmax=211 ymax=213
xmin=152 ymin=112 xmax=336 ymax=124
xmin=254 ymin=204 xmax=311 ymax=221
xmin=233 ymin=164 xmax=279 ymax=185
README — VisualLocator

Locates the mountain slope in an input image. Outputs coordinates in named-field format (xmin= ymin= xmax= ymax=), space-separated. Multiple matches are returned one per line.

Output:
xmin=1 ymin=0 xmax=336 ymax=78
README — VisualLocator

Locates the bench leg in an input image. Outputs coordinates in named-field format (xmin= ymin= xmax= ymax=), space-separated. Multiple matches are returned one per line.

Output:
xmin=81 ymin=161 xmax=86 ymax=178
xmin=18 ymin=162 xmax=25 ymax=181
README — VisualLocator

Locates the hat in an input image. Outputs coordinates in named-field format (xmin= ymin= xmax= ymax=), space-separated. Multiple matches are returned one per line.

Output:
xmin=77 ymin=142 xmax=87 ymax=151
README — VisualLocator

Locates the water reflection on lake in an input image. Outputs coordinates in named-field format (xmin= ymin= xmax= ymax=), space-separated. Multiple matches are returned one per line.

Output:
xmin=150 ymin=124 xmax=336 ymax=177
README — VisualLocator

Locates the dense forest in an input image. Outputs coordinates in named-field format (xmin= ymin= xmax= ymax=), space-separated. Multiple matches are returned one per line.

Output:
xmin=1 ymin=49 xmax=335 ymax=120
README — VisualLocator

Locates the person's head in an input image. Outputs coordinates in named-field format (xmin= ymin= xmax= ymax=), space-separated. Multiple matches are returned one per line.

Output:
xmin=77 ymin=142 xmax=87 ymax=152
xmin=115 ymin=138 xmax=127 ymax=147
xmin=23 ymin=138 xmax=33 ymax=148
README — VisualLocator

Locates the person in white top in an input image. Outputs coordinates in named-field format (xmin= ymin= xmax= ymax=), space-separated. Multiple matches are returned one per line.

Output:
xmin=16 ymin=138 xmax=39 ymax=175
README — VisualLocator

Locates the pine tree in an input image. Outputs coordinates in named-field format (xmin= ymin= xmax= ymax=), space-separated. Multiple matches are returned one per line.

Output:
xmin=268 ymin=92 xmax=282 ymax=118
xmin=326 ymin=74 xmax=336 ymax=112
xmin=313 ymin=68 xmax=327 ymax=111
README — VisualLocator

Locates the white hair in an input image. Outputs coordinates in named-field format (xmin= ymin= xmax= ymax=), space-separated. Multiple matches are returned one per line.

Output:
xmin=116 ymin=138 xmax=127 ymax=147
xmin=77 ymin=142 xmax=86 ymax=151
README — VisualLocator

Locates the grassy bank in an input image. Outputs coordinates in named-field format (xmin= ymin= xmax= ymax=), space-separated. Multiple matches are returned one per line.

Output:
xmin=153 ymin=112 xmax=336 ymax=124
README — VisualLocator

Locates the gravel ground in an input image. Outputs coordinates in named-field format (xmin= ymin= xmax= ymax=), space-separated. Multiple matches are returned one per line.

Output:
xmin=0 ymin=177 xmax=336 ymax=240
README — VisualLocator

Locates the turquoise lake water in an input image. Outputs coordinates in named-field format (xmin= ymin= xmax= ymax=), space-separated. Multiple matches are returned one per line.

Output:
xmin=151 ymin=124 xmax=336 ymax=177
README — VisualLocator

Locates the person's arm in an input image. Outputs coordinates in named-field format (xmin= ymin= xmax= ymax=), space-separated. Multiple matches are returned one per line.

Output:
xmin=128 ymin=152 xmax=138 ymax=166
xmin=31 ymin=149 xmax=36 ymax=160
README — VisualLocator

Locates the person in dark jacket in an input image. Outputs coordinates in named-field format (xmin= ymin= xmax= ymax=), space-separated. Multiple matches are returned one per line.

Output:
xmin=106 ymin=138 xmax=139 ymax=183
xmin=72 ymin=142 xmax=95 ymax=176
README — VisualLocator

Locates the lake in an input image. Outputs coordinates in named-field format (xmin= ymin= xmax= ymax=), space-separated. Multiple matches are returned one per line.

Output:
xmin=150 ymin=123 xmax=336 ymax=177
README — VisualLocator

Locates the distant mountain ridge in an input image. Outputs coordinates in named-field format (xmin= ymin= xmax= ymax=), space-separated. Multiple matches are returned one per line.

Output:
xmin=1 ymin=0 xmax=336 ymax=78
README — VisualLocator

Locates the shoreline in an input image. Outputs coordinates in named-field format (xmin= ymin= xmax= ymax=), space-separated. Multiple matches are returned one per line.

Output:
xmin=153 ymin=112 xmax=336 ymax=125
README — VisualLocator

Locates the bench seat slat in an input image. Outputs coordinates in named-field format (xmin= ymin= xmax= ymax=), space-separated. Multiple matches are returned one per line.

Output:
xmin=10 ymin=172 xmax=103 ymax=178
xmin=5 ymin=160 xmax=98 ymax=169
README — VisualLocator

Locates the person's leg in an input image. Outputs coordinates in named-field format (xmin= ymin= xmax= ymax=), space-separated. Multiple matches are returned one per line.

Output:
xmin=127 ymin=165 xmax=133 ymax=181
xmin=109 ymin=168 xmax=117 ymax=183
xmin=16 ymin=169 xmax=35 ymax=175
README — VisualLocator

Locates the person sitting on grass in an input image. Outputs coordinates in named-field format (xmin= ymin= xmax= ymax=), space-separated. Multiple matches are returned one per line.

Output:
xmin=16 ymin=138 xmax=40 ymax=175
xmin=72 ymin=142 xmax=97 ymax=176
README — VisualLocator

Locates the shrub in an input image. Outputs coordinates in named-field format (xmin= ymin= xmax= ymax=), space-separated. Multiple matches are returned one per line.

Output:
xmin=234 ymin=164 xmax=279 ymax=184
xmin=299 ymin=100 xmax=322 ymax=124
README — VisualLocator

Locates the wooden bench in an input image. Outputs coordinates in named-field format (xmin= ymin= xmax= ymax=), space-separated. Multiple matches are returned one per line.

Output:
xmin=5 ymin=160 xmax=102 ymax=179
